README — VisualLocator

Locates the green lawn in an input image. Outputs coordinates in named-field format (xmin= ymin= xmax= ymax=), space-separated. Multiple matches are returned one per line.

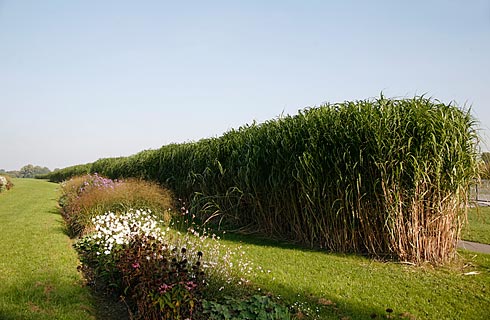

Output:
xmin=462 ymin=206 xmax=490 ymax=244
xmin=220 ymin=234 xmax=490 ymax=320
xmin=0 ymin=179 xmax=95 ymax=320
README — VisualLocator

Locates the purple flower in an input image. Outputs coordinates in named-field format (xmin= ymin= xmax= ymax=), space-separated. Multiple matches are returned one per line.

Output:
xmin=159 ymin=283 xmax=172 ymax=294
xmin=185 ymin=281 xmax=197 ymax=291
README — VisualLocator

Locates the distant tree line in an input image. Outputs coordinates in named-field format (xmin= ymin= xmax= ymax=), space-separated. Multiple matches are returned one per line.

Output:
xmin=0 ymin=164 xmax=51 ymax=178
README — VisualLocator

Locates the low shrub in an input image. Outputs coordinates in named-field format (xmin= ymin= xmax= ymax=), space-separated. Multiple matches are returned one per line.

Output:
xmin=0 ymin=175 xmax=14 ymax=192
xmin=60 ymin=174 xmax=173 ymax=237
xmin=202 ymin=295 xmax=290 ymax=320
xmin=0 ymin=176 xmax=6 ymax=192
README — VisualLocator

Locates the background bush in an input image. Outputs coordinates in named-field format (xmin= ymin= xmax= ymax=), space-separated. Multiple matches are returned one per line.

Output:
xmin=0 ymin=175 xmax=14 ymax=192
xmin=47 ymin=96 xmax=479 ymax=263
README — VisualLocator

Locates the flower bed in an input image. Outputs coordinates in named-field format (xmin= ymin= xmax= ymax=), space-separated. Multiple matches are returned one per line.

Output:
xmin=62 ymin=174 xmax=290 ymax=319
xmin=60 ymin=174 xmax=173 ymax=237
xmin=75 ymin=209 xmax=290 ymax=319
xmin=75 ymin=209 xmax=204 ymax=318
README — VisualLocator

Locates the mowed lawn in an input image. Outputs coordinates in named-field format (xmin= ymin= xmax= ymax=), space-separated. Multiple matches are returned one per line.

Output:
xmin=0 ymin=179 xmax=95 ymax=320
xmin=220 ymin=234 xmax=490 ymax=320
xmin=462 ymin=206 xmax=490 ymax=244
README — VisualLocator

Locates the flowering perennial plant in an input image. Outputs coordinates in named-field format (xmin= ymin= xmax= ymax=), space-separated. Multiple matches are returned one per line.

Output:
xmin=75 ymin=208 xmax=257 ymax=319
xmin=75 ymin=209 xmax=202 ymax=319
xmin=117 ymin=236 xmax=204 ymax=319
xmin=60 ymin=174 xmax=173 ymax=237
xmin=89 ymin=209 xmax=165 ymax=255
xmin=59 ymin=173 xmax=118 ymax=207
xmin=63 ymin=173 xmax=117 ymax=194
xmin=173 ymin=227 xmax=254 ymax=296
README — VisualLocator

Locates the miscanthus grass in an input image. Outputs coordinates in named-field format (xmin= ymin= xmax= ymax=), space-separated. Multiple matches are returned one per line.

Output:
xmin=46 ymin=96 xmax=479 ymax=264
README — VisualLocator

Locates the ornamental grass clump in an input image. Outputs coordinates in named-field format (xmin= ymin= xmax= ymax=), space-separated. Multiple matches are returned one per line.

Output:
xmin=60 ymin=174 xmax=173 ymax=237
xmin=49 ymin=96 xmax=478 ymax=264
xmin=168 ymin=97 xmax=478 ymax=264
xmin=478 ymin=161 xmax=490 ymax=180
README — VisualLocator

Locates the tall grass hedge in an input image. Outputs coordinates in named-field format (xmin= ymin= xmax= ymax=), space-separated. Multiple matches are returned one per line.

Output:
xmin=46 ymin=96 xmax=479 ymax=263
xmin=40 ymin=163 xmax=91 ymax=181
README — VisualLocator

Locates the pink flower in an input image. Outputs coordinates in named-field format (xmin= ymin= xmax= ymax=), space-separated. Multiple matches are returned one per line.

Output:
xmin=185 ymin=281 xmax=197 ymax=291
xmin=159 ymin=283 xmax=172 ymax=294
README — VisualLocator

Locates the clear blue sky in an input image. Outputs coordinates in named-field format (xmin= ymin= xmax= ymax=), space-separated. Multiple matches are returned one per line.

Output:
xmin=1 ymin=0 xmax=489 ymax=171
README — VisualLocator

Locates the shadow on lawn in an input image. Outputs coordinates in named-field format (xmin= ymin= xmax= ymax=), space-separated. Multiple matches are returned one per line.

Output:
xmin=215 ymin=232 xmax=416 ymax=320
xmin=0 ymin=278 xmax=129 ymax=320
xmin=220 ymin=230 xmax=369 ymax=258
xmin=0 ymin=279 xmax=95 ymax=320
xmin=0 ymin=310 xmax=17 ymax=320
xmin=265 ymin=285 xmax=410 ymax=320
xmin=0 ymin=281 xmax=403 ymax=320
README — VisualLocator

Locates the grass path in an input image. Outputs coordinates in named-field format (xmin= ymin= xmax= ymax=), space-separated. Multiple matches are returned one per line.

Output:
xmin=0 ymin=179 xmax=95 ymax=320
